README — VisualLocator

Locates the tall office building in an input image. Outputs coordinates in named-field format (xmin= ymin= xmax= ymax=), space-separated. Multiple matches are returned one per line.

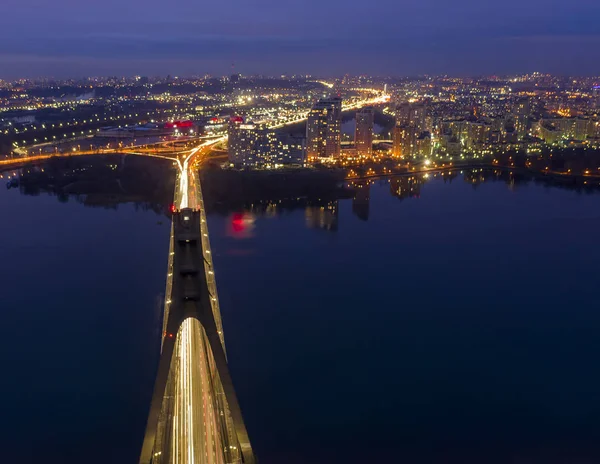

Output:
xmin=355 ymin=107 xmax=374 ymax=157
xmin=306 ymin=97 xmax=342 ymax=162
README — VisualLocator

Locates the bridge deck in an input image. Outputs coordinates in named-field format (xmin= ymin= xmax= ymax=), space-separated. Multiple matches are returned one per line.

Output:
xmin=140 ymin=145 xmax=254 ymax=464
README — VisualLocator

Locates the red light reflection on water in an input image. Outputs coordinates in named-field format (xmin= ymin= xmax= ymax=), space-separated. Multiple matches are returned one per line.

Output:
xmin=231 ymin=213 xmax=245 ymax=232
xmin=227 ymin=212 xmax=255 ymax=238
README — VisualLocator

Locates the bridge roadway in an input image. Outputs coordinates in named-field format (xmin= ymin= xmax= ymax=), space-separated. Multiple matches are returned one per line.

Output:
xmin=0 ymin=149 xmax=177 ymax=168
xmin=0 ymin=137 xmax=222 ymax=168
xmin=139 ymin=137 xmax=254 ymax=464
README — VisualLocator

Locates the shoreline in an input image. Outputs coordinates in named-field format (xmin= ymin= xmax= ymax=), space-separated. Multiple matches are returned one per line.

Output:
xmin=4 ymin=151 xmax=600 ymax=185
xmin=344 ymin=162 xmax=600 ymax=183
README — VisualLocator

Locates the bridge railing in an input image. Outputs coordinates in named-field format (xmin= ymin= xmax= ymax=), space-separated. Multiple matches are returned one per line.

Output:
xmin=161 ymin=222 xmax=175 ymax=351
xmin=191 ymin=169 xmax=227 ymax=350
xmin=191 ymin=169 xmax=247 ymax=462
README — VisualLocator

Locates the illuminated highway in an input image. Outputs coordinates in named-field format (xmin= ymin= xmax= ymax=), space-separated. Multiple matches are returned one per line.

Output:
xmin=140 ymin=136 xmax=252 ymax=464
xmin=0 ymin=136 xmax=223 ymax=168
xmin=269 ymin=92 xmax=390 ymax=129
xmin=0 ymin=149 xmax=176 ymax=167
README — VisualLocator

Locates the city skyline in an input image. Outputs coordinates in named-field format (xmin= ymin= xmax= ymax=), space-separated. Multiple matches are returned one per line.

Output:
xmin=2 ymin=0 xmax=600 ymax=78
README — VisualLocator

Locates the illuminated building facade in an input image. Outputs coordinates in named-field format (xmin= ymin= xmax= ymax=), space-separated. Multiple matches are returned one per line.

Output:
xmin=592 ymin=86 xmax=600 ymax=110
xmin=228 ymin=117 xmax=271 ymax=167
xmin=396 ymin=101 xmax=428 ymax=130
xmin=465 ymin=121 xmax=492 ymax=149
xmin=513 ymin=97 xmax=531 ymax=139
xmin=306 ymin=107 xmax=328 ymax=160
xmin=392 ymin=124 xmax=415 ymax=157
xmin=273 ymin=134 xmax=306 ymax=166
xmin=537 ymin=117 xmax=598 ymax=144
xmin=355 ymin=107 xmax=374 ymax=157
xmin=393 ymin=101 xmax=429 ymax=158
xmin=416 ymin=131 xmax=432 ymax=157
xmin=538 ymin=123 xmax=562 ymax=144
xmin=228 ymin=116 xmax=305 ymax=167
xmin=306 ymin=97 xmax=342 ymax=162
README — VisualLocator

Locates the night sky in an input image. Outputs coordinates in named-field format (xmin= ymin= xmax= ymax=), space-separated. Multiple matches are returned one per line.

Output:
xmin=1 ymin=0 xmax=600 ymax=77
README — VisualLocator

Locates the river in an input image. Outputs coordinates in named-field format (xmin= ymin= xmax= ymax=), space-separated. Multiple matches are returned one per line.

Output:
xmin=1 ymin=158 xmax=599 ymax=463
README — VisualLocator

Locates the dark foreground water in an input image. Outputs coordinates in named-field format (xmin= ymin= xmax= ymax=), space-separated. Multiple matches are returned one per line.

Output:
xmin=2 ymin=161 xmax=600 ymax=463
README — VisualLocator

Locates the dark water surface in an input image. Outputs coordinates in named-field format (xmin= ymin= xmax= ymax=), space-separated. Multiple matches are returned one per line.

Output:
xmin=2 ymin=162 xmax=600 ymax=463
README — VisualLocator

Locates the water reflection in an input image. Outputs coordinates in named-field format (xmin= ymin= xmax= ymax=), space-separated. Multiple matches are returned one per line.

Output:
xmin=305 ymin=201 xmax=339 ymax=231
xmin=6 ymin=155 xmax=175 ymax=215
xmin=9 ymin=161 xmax=600 ymax=230
xmin=228 ymin=212 xmax=256 ymax=239
xmin=4 ymin=159 xmax=600 ymax=464
xmin=205 ymin=170 xmax=600 ymax=464
xmin=389 ymin=175 xmax=425 ymax=200
xmin=352 ymin=181 xmax=370 ymax=221
xmin=207 ymin=167 xmax=600 ymax=231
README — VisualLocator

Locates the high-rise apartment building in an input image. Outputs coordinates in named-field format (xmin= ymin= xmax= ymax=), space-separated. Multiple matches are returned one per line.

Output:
xmin=416 ymin=131 xmax=432 ymax=157
xmin=395 ymin=101 xmax=428 ymax=132
xmin=466 ymin=121 xmax=492 ymax=149
xmin=355 ymin=107 xmax=374 ymax=157
xmin=274 ymin=134 xmax=306 ymax=166
xmin=306 ymin=107 xmax=328 ymax=160
xmin=513 ymin=97 xmax=531 ymax=139
xmin=536 ymin=116 xmax=598 ymax=144
xmin=393 ymin=124 xmax=417 ymax=157
xmin=227 ymin=116 xmax=250 ymax=165
xmin=395 ymin=102 xmax=411 ymax=126
xmin=228 ymin=116 xmax=305 ymax=167
xmin=592 ymin=86 xmax=600 ymax=110
xmin=441 ymin=119 xmax=468 ymax=143
xmin=306 ymin=97 xmax=342 ymax=162
xmin=393 ymin=101 xmax=429 ymax=158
